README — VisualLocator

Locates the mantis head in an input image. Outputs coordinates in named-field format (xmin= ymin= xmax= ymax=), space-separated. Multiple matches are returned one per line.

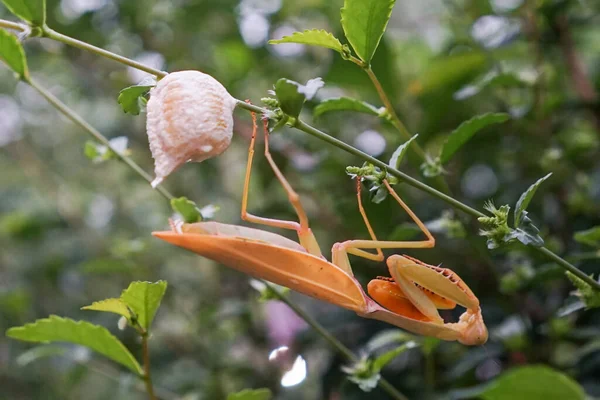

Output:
xmin=456 ymin=307 xmax=488 ymax=346
xmin=366 ymin=254 xmax=489 ymax=345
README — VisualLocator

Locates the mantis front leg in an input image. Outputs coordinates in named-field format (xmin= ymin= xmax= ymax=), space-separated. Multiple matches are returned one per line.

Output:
xmin=332 ymin=179 xmax=487 ymax=345
xmin=331 ymin=179 xmax=435 ymax=276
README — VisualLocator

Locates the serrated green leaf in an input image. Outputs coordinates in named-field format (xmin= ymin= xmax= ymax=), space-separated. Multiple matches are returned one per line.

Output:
xmin=6 ymin=316 xmax=142 ymax=375
xmin=0 ymin=28 xmax=28 ymax=79
xmin=514 ymin=173 xmax=552 ymax=227
xmin=275 ymin=78 xmax=307 ymax=118
xmin=82 ymin=298 xmax=132 ymax=321
xmin=171 ymin=197 xmax=202 ymax=223
xmin=227 ymin=388 xmax=272 ymax=400
xmin=118 ymin=84 xmax=153 ymax=115
xmin=313 ymin=97 xmax=381 ymax=118
xmin=1 ymin=0 xmax=45 ymax=25
xmin=269 ymin=29 xmax=343 ymax=53
xmin=478 ymin=366 xmax=585 ymax=400
xmin=574 ymin=226 xmax=600 ymax=248
xmin=120 ymin=281 xmax=167 ymax=331
xmin=341 ymin=0 xmax=396 ymax=64
xmin=389 ymin=134 xmax=419 ymax=169
xmin=440 ymin=113 xmax=509 ymax=164
xmin=372 ymin=342 xmax=417 ymax=372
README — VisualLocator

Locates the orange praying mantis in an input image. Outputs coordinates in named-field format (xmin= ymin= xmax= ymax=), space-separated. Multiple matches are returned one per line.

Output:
xmin=153 ymin=113 xmax=488 ymax=346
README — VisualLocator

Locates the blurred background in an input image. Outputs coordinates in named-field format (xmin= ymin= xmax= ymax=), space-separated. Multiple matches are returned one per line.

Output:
xmin=1 ymin=0 xmax=600 ymax=399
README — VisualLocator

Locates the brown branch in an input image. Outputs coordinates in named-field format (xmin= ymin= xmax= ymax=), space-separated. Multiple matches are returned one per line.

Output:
xmin=553 ymin=14 xmax=600 ymax=131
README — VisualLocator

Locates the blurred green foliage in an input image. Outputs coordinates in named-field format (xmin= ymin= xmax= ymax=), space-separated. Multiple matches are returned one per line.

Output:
xmin=1 ymin=0 xmax=600 ymax=399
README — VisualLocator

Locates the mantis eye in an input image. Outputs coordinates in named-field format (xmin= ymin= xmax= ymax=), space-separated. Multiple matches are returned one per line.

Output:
xmin=146 ymin=70 xmax=236 ymax=187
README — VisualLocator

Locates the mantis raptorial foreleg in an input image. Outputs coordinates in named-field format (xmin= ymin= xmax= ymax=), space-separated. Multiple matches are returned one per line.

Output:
xmin=331 ymin=178 xmax=481 ymax=327
xmin=331 ymin=179 xmax=435 ymax=277
xmin=241 ymin=108 xmax=322 ymax=257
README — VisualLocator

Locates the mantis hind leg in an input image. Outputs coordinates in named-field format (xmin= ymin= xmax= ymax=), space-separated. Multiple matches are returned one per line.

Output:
xmin=241 ymin=105 xmax=322 ymax=257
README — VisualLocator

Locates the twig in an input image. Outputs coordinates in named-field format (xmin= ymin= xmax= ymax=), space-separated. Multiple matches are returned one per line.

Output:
xmin=26 ymin=78 xmax=174 ymax=202
xmin=43 ymin=27 xmax=168 ymax=79
xmin=266 ymin=282 xmax=409 ymax=400
xmin=0 ymin=18 xmax=26 ymax=31
xmin=552 ymin=15 xmax=600 ymax=131
xmin=141 ymin=333 xmax=157 ymax=400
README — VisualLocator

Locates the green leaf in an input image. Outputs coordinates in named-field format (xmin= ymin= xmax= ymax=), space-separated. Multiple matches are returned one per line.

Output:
xmin=420 ymin=156 xmax=444 ymax=178
xmin=6 ymin=316 xmax=142 ymax=375
xmin=313 ymin=97 xmax=382 ymax=118
xmin=478 ymin=366 xmax=585 ymax=400
xmin=0 ymin=28 xmax=28 ymax=79
xmin=120 ymin=281 xmax=167 ymax=331
xmin=249 ymin=279 xmax=289 ymax=302
xmin=341 ymin=356 xmax=380 ymax=392
xmin=274 ymin=78 xmax=324 ymax=118
xmin=388 ymin=134 xmax=419 ymax=169
xmin=84 ymin=137 xmax=130 ymax=163
xmin=1 ymin=0 xmax=45 ymax=25
xmin=84 ymin=141 xmax=100 ymax=161
xmin=410 ymin=51 xmax=488 ymax=95
xmin=371 ymin=185 xmax=388 ymax=204
xmin=514 ymin=173 xmax=552 ymax=227
xmin=506 ymin=211 xmax=544 ymax=247
xmin=171 ymin=197 xmax=202 ymax=223
xmin=440 ymin=113 xmax=510 ymax=164
xmin=371 ymin=342 xmax=417 ymax=372
xmin=227 ymin=388 xmax=272 ymax=400
xmin=269 ymin=29 xmax=343 ymax=53
xmin=566 ymin=272 xmax=600 ymax=309
xmin=574 ymin=226 xmax=600 ymax=248
xmin=16 ymin=345 xmax=66 ymax=366
xmin=455 ymin=72 xmax=531 ymax=100
xmin=81 ymin=298 xmax=132 ymax=321
xmin=275 ymin=78 xmax=306 ymax=118
xmin=118 ymin=84 xmax=154 ymax=115
xmin=341 ymin=0 xmax=396 ymax=64
xmin=388 ymin=223 xmax=422 ymax=241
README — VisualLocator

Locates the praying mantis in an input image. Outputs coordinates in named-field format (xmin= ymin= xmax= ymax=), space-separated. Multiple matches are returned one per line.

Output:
xmin=153 ymin=113 xmax=488 ymax=346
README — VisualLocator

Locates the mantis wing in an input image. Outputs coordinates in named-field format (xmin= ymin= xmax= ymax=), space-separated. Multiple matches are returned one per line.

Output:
xmin=153 ymin=231 xmax=368 ymax=313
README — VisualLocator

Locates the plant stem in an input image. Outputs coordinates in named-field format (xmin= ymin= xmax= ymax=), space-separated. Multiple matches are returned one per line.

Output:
xmin=0 ymin=19 xmax=26 ymax=31
xmin=42 ymin=27 xmax=168 ymax=79
xmin=362 ymin=66 xmax=452 ymax=194
xmin=27 ymin=78 xmax=174 ymax=202
xmin=141 ymin=333 xmax=157 ymax=400
xmin=363 ymin=67 xmax=422 ymax=156
xmin=236 ymin=101 xmax=600 ymax=291
xmin=266 ymin=282 xmax=409 ymax=400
